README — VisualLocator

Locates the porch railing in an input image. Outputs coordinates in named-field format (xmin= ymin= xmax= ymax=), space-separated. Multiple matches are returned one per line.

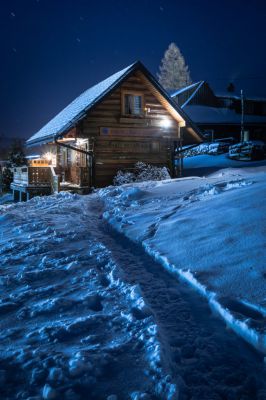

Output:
xmin=13 ymin=166 xmax=50 ymax=186
xmin=13 ymin=166 xmax=59 ymax=193
xmin=12 ymin=165 xmax=89 ymax=192
xmin=13 ymin=166 xmax=29 ymax=185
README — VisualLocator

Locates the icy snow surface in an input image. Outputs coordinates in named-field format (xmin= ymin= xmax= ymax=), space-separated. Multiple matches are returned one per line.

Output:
xmin=100 ymin=166 xmax=266 ymax=355
xmin=1 ymin=165 xmax=266 ymax=398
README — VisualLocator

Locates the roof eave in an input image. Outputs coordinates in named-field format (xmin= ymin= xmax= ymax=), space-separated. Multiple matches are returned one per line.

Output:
xmin=26 ymin=134 xmax=55 ymax=147
xmin=170 ymin=81 xmax=204 ymax=98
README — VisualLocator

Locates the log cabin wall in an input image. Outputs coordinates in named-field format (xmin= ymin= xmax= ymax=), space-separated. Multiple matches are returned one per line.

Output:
xmin=77 ymin=71 xmax=184 ymax=187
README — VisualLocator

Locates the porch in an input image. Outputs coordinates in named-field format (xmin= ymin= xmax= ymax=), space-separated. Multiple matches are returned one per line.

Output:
xmin=11 ymin=165 xmax=90 ymax=201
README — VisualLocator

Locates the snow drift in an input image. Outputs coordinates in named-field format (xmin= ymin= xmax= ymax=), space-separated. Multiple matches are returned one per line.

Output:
xmin=100 ymin=166 xmax=266 ymax=354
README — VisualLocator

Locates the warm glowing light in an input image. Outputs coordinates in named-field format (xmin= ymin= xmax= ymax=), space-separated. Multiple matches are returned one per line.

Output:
xmin=56 ymin=138 xmax=75 ymax=143
xmin=76 ymin=138 xmax=87 ymax=145
xmin=160 ymin=118 xmax=172 ymax=129
xmin=44 ymin=152 xmax=53 ymax=162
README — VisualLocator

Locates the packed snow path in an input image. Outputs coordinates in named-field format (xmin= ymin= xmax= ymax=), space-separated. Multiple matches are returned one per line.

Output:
xmin=0 ymin=193 xmax=266 ymax=399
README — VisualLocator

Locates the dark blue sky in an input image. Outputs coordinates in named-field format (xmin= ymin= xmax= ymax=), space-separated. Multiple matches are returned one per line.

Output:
xmin=1 ymin=0 xmax=266 ymax=141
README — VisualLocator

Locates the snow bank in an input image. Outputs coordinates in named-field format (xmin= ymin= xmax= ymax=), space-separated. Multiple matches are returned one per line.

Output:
xmin=100 ymin=166 xmax=266 ymax=354
xmin=0 ymin=192 xmax=13 ymax=206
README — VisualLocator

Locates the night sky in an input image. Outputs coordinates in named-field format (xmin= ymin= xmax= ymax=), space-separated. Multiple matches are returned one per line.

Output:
xmin=1 ymin=0 xmax=266 ymax=142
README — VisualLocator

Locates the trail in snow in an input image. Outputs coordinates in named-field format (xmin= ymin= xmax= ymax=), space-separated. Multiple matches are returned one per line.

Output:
xmin=90 ymin=198 xmax=266 ymax=400
xmin=0 ymin=194 xmax=176 ymax=400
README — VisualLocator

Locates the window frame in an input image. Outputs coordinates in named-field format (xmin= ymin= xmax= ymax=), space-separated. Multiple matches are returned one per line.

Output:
xmin=121 ymin=90 xmax=144 ymax=117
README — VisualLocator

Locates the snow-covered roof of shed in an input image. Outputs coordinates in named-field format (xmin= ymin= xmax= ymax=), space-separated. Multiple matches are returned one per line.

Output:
xmin=184 ymin=105 xmax=266 ymax=124
xmin=27 ymin=63 xmax=136 ymax=146
xmin=216 ymin=91 xmax=266 ymax=102
xmin=170 ymin=81 xmax=204 ymax=98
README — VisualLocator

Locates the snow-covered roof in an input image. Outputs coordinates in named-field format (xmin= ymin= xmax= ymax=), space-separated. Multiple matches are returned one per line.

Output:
xmin=184 ymin=105 xmax=266 ymax=125
xmin=27 ymin=61 xmax=203 ymax=146
xmin=170 ymin=81 xmax=206 ymax=108
xmin=170 ymin=81 xmax=204 ymax=98
xmin=180 ymin=81 xmax=205 ymax=108
xmin=216 ymin=92 xmax=266 ymax=102
xmin=27 ymin=63 xmax=136 ymax=146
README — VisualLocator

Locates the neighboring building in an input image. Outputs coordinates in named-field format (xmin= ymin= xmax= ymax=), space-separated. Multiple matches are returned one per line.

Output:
xmin=171 ymin=81 xmax=266 ymax=141
xmin=12 ymin=61 xmax=203 ymax=200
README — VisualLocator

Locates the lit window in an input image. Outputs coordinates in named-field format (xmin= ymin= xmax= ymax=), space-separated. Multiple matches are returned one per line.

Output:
xmin=124 ymin=93 xmax=143 ymax=115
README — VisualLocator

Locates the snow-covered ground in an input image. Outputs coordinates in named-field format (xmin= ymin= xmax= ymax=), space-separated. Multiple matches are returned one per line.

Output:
xmin=0 ymin=194 xmax=176 ymax=399
xmin=100 ymin=165 xmax=266 ymax=354
xmin=1 ymin=158 xmax=266 ymax=399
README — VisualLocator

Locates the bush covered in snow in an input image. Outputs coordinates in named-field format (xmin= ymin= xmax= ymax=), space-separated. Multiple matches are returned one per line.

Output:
xmin=113 ymin=162 xmax=171 ymax=185
xmin=113 ymin=171 xmax=136 ymax=186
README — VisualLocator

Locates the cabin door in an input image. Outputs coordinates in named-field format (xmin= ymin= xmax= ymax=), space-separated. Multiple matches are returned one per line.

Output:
xmin=77 ymin=141 xmax=91 ymax=187
xmin=60 ymin=147 xmax=71 ymax=182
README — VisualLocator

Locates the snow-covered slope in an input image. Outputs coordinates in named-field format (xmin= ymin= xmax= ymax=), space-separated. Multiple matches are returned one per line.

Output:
xmin=100 ymin=166 xmax=266 ymax=354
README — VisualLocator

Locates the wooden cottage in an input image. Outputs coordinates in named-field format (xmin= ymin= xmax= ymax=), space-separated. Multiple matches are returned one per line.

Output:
xmin=12 ymin=61 xmax=203 ymax=200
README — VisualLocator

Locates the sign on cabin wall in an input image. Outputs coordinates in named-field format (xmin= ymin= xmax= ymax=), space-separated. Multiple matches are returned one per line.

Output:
xmin=107 ymin=140 xmax=160 ymax=153
xmin=100 ymin=127 xmax=160 ymax=137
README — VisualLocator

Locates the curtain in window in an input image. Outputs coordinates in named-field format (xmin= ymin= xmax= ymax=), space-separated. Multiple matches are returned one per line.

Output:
xmin=128 ymin=95 xmax=134 ymax=114
xmin=134 ymin=96 xmax=141 ymax=114
xmin=125 ymin=94 xmax=142 ymax=115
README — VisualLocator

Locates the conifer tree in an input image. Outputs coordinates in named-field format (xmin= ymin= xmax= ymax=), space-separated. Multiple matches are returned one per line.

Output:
xmin=157 ymin=43 xmax=192 ymax=90
xmin=8 ymin=139 xmax=27 ymax=167
xmin=0 ymin=140 xmax=27 ymax=191
xmin=1 ymin=167 xmax=13 ymax=191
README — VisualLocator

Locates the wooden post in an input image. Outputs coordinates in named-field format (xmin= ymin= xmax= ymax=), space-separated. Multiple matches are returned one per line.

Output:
xmin=241 ymin=89 xmax=244 ymax=142
xmin=13 ymin=190 xmax=20 ymax=202
xmin=173 ymin=140 xmax=183 ymax=178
